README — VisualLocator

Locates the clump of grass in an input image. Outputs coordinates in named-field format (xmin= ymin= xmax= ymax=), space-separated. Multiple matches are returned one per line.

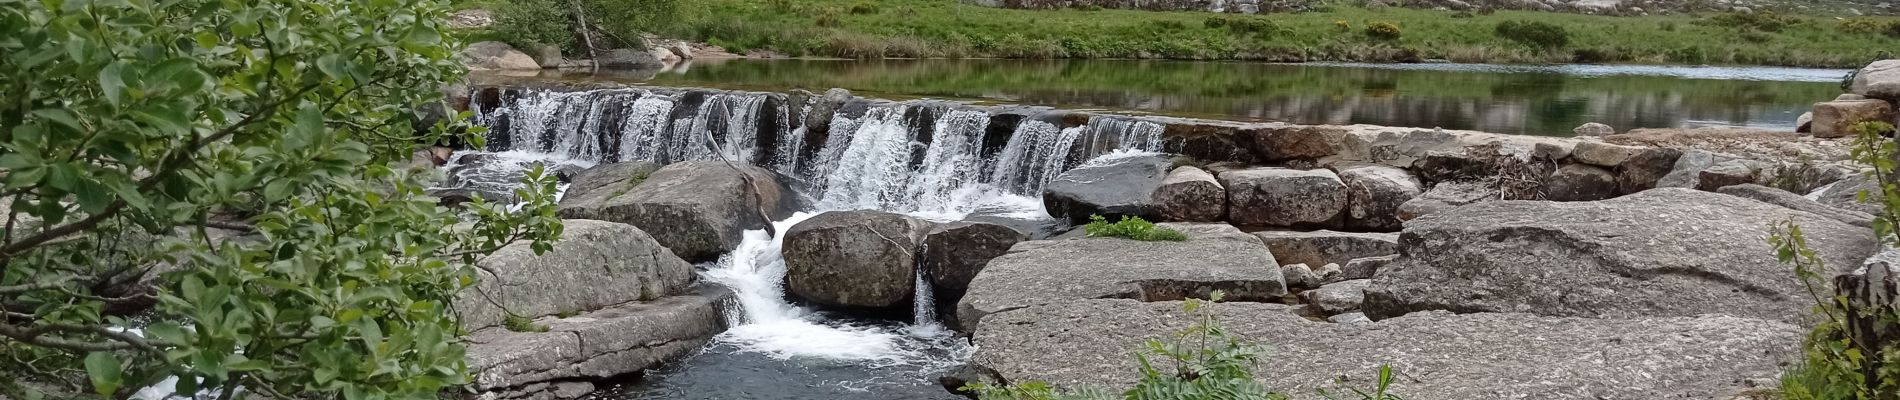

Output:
xmin=1363 ymin=21 xmax=1402 ymax=41
xmin=1085 ymin=215 xmax=1187 ymax=242
xmin=1494 ymin=20 xmax=1569 ymax=50
xmin=504 ymin=314 xmax=549 ymax=332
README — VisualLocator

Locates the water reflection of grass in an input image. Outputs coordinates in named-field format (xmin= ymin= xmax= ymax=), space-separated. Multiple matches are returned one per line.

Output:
xmin=652 ymin=0 xmax=1898 ymax=68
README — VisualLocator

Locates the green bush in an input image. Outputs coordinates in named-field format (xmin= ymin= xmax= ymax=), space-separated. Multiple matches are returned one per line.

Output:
xmin=1085 ymin=215 xmax=1187 ymax=242
xmin=580 ymin=0 xmax=683 ymax=48
xmin=493 ymin=0 xmax=576 ymax=51
xmin=1363 ymin=21 xmax=1402 ymax=41
xmin=1701 ymin=11 xmax=1792 ymax=32
xmin=849 ymin=3 xmax=880 ymax=15
xmin=1494 ymin=20 xmax=1569 ymax=50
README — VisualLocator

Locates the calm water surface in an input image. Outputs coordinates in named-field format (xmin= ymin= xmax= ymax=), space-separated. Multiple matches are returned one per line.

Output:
xmin=524 ymin=59 xmax=1849 ymax=136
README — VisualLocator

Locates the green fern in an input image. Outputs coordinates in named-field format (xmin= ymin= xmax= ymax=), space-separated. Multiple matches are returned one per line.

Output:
xmin=1085 ymin=215 xmax=1188 ymax=242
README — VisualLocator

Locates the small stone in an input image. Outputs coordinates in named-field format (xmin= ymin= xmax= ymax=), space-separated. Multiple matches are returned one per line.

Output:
xmin=1342 ymin=255 xmax=1397 ymax=280
xmin=1281 ymin=263 xmax=1321 ymax=289
xmin=1314 ymin=263 xmax=1345 ymax=284
xmin=1327 ymin=312 xmax=1372 ymax=323
xmin=1301 ymin=279 xmax=1371 ymax=315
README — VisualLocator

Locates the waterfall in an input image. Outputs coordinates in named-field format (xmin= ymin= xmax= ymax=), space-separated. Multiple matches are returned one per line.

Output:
xmin=467 ymin=85 xmax=1169 ymax=362
xmin=911 ymin=243 xmax=937 ymax=326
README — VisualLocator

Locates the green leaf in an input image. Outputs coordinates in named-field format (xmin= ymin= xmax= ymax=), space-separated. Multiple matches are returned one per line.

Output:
xmin=98 ymin=62 xmax=127 ymax=106
xmin=84 ymin=352 xmax=124 ymax=397
xmin=31 ymin=109 xmax=82 ymax=132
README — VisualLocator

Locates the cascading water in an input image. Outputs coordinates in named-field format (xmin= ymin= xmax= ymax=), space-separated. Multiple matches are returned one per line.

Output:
xmin=465 ymin=85 xmax=1167 ymax=398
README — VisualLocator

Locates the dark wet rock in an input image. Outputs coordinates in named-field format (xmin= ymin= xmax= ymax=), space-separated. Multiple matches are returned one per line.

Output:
xmin=1543 ymin=164 xmax=1616 ymax=202
xmin=595 ymin=48 xmax=665 ymax=69
xmin=1151 ymin=166 xmax=1227 ymax=222
xmin=1614 ymin=147 xmax=1683 ymax=195
xmin=455 ymin=220 xmax=694 ymax=331
xmin=1365 ymin=189 xmax=1876 ymax=324
xmin=1301 ymin=279 xmax=1370 ymax=315
xmin=466 ymin=287 xmax=728 ymax=399
xmin=970 ymin=300 xmax=1799 ymax=399
xmin=1247 ymin=125 xmax=1347 ymax=161
xmin=1334 ymin=164 xmax=1421 ymax=231
xmin=924 ymin=221 xmax=1029 ymax=293
xmin=1252 ymin=230 xmax=1400 ymax=269
xmin=1718 ymin=184 xmax=1875 ymax=228
xmin=954 ymin=223 xmax=1284 ymax=333
xmin=784 ymin=211 xmax=934 ymax=309
xmin=556 ymin=160 xmax=790 ymax=262
xmin=1219 ymin=167 xmax=1346 ymax=228
xmin=1042 ymin=154 xmax=1171 ymax=224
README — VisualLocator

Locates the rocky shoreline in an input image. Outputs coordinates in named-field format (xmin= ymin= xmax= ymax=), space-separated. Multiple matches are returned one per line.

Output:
xmin=436 ymin=59 xmax=1900 ymax=399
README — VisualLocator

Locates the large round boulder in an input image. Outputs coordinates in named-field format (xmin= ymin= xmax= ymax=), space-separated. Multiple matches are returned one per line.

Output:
xmin=923 ymin=221 xmax=1029 ymax=294
xmin=556 ymin=160 xmax=792 ymax=262
xmin=1042 ymin=154 xmax=1171 ymax=224
xmin=1151 ymin=166 xmax=1227 ymax=222
xmin=1365 ymin=188 xmax=1876 ymax=324
xmin=1334 ymin=164 xmax=1421 ymax=231
xmin=454 ymin=220 xmax=695 ymax=331
xmin=1218 ymin=167 xmax=1346 ymax=228
xmin=783 ymin=211 xmax=934 ymax=309
xmin=461 ymin=41 xmax=541 ymax=71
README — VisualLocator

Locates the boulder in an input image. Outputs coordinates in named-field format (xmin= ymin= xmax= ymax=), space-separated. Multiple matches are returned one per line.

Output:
xmin=1280 ymin=263 xmax=1321 ymax=289
xmin=1365 ymin=188 xmax=1876 ymax=324
xmin=1796 ymin=112 xmax=1814 ymax=133
xmin=1718 ymin=184 xmax=1875 ymax=228
xmin=455 ymin=220 xmax=694 ymax=331
xmin=526 ymin=44 xmax=562 ymax=69
xmin=596 ymin=48 xmax=665 ymax=69
xmin=461 ymin=41 xmax=541 ymax=71
xmin=1219 ymin=167 xmax=1347 ymax=227
xmin=1396 ymin=180 xmax=1497 ymax=221
xmin=1542 ymin=164 xmax=1616 ymax=201
xmin=562 ymin=161 xmax=662 ymax=203
xmin=923 ymin=221 xmax=1029 ymax=293
xmin=1696 ymin=159 xmax=1760 ymax=191
xmin=1614 ymin=147 xmax=1683 ymax=195
xmin=1655 ymin=149 xmax=1723 ymax=189
xmin=1252 ymin=230 xmax=1400 ymax=268
xmin=650 ymin=47 xmax=680 ymax=64
xmin=1341 ymin=255 xmax=1397 ymax=280
xmin=556 ymin=160 xmax=790 ymax=262
xmin=783 ymin=211 xmax=933 ymax=309
xmin=1811 ymin=175 xmax=1883 ymax=216
xmin=1151 ymin=166 xmax=1227 ymax=222
xmin=970 ymin=300 xmax=1800 ymax=399
xmin=1334 ymin=164 xmax=1422 ymax=231
xmin=1568 ymin=141 xmax=1643 ymax=168
xmin=1573 ymin=122 xmax=1614 ymax=136
xmin=1850 ymin=59 xmax=1900 ymax=101
xmin=1247 ymin=125 xmax=1346 ymax=161
xmin=1811 ymin=100 xmax=1897 ymax=139
xmin=1301 ymin=279 xmax=1370 ymax=315
xmin=955 ymin=223 xmax=1285 ymax=332
xmin=466 ymin=288 xmax=728 ymax=399
xmin=1042 ymin=154 xmax=1170 ymax=224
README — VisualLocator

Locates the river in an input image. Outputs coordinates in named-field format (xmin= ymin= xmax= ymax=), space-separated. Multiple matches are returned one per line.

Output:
xmin=496 ymin=59 xmax=1849 ymax=136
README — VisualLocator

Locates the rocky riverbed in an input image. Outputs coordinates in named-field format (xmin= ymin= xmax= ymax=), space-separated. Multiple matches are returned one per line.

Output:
xmin=433 ymin=59 xmax=1900 ymax=399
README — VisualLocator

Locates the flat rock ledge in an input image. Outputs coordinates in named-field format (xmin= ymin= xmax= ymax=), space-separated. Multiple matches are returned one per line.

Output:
xmin=465 ymin=287 xmax=731 ymax=400
xmin=954 ymin=223 xmax=1284 ymax=333
xmin=971 ymin=299 xmax=1800 ymax=400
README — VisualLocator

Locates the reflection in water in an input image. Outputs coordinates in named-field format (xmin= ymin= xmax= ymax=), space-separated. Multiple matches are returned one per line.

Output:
xmin=518 ymin=59 xmax=1847 ymax=136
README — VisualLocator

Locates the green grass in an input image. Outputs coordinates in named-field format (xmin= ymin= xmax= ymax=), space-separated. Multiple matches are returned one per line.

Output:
xmin=1085 ymin=215 xmax=1187 ymax=242
xmin=625 ymin=0 xmax=1899 ymax=67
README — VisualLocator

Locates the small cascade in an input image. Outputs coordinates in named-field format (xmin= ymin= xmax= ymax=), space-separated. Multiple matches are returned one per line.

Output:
xmin=911 ymin=243 xmax=937 ymax=326
xmin=987 ymin=120 xmax=1083 ymax=196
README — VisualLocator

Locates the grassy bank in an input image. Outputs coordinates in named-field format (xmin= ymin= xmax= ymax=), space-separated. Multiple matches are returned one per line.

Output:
xmin=597 ymin=0 xmax=1898 ymax=68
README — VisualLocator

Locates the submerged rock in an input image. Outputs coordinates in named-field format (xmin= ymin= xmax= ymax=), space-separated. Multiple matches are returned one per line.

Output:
xmin=1219 ymin=167 xmax=1346 ymax=228
xmin=455 ymin=219 xmax=694 ymax=331
xmin=969 ymin=300 xmax=1799 ymax=399
xmin=1365 ymin=188 xmax=1875 ymax=324
xmin=1151 ymin=166 xmax=1227 ymax=222
xmin=783 ymin=211 xmax=933 ymax=309
xmin=955 ymin=223 xmax=1285 ymax=332
xmin=1042 ymin=154 xmax=1171 ymax=224
xmin=556 ymin=160 xmax=791 ymax=262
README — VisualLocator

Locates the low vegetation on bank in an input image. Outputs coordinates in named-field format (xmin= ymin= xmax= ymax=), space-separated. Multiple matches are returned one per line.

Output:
xmin=470 ymin=0 xmax=1900 ymax=67
xmin=1085 ymin=216 xmax=1188 ymax=242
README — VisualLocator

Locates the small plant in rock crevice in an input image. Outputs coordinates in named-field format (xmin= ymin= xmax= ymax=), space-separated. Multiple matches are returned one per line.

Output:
xmin=1085 ymin=215 xmax=1188 ymax=242
xmin=505 ymin=314 xmax=550 ymax=333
